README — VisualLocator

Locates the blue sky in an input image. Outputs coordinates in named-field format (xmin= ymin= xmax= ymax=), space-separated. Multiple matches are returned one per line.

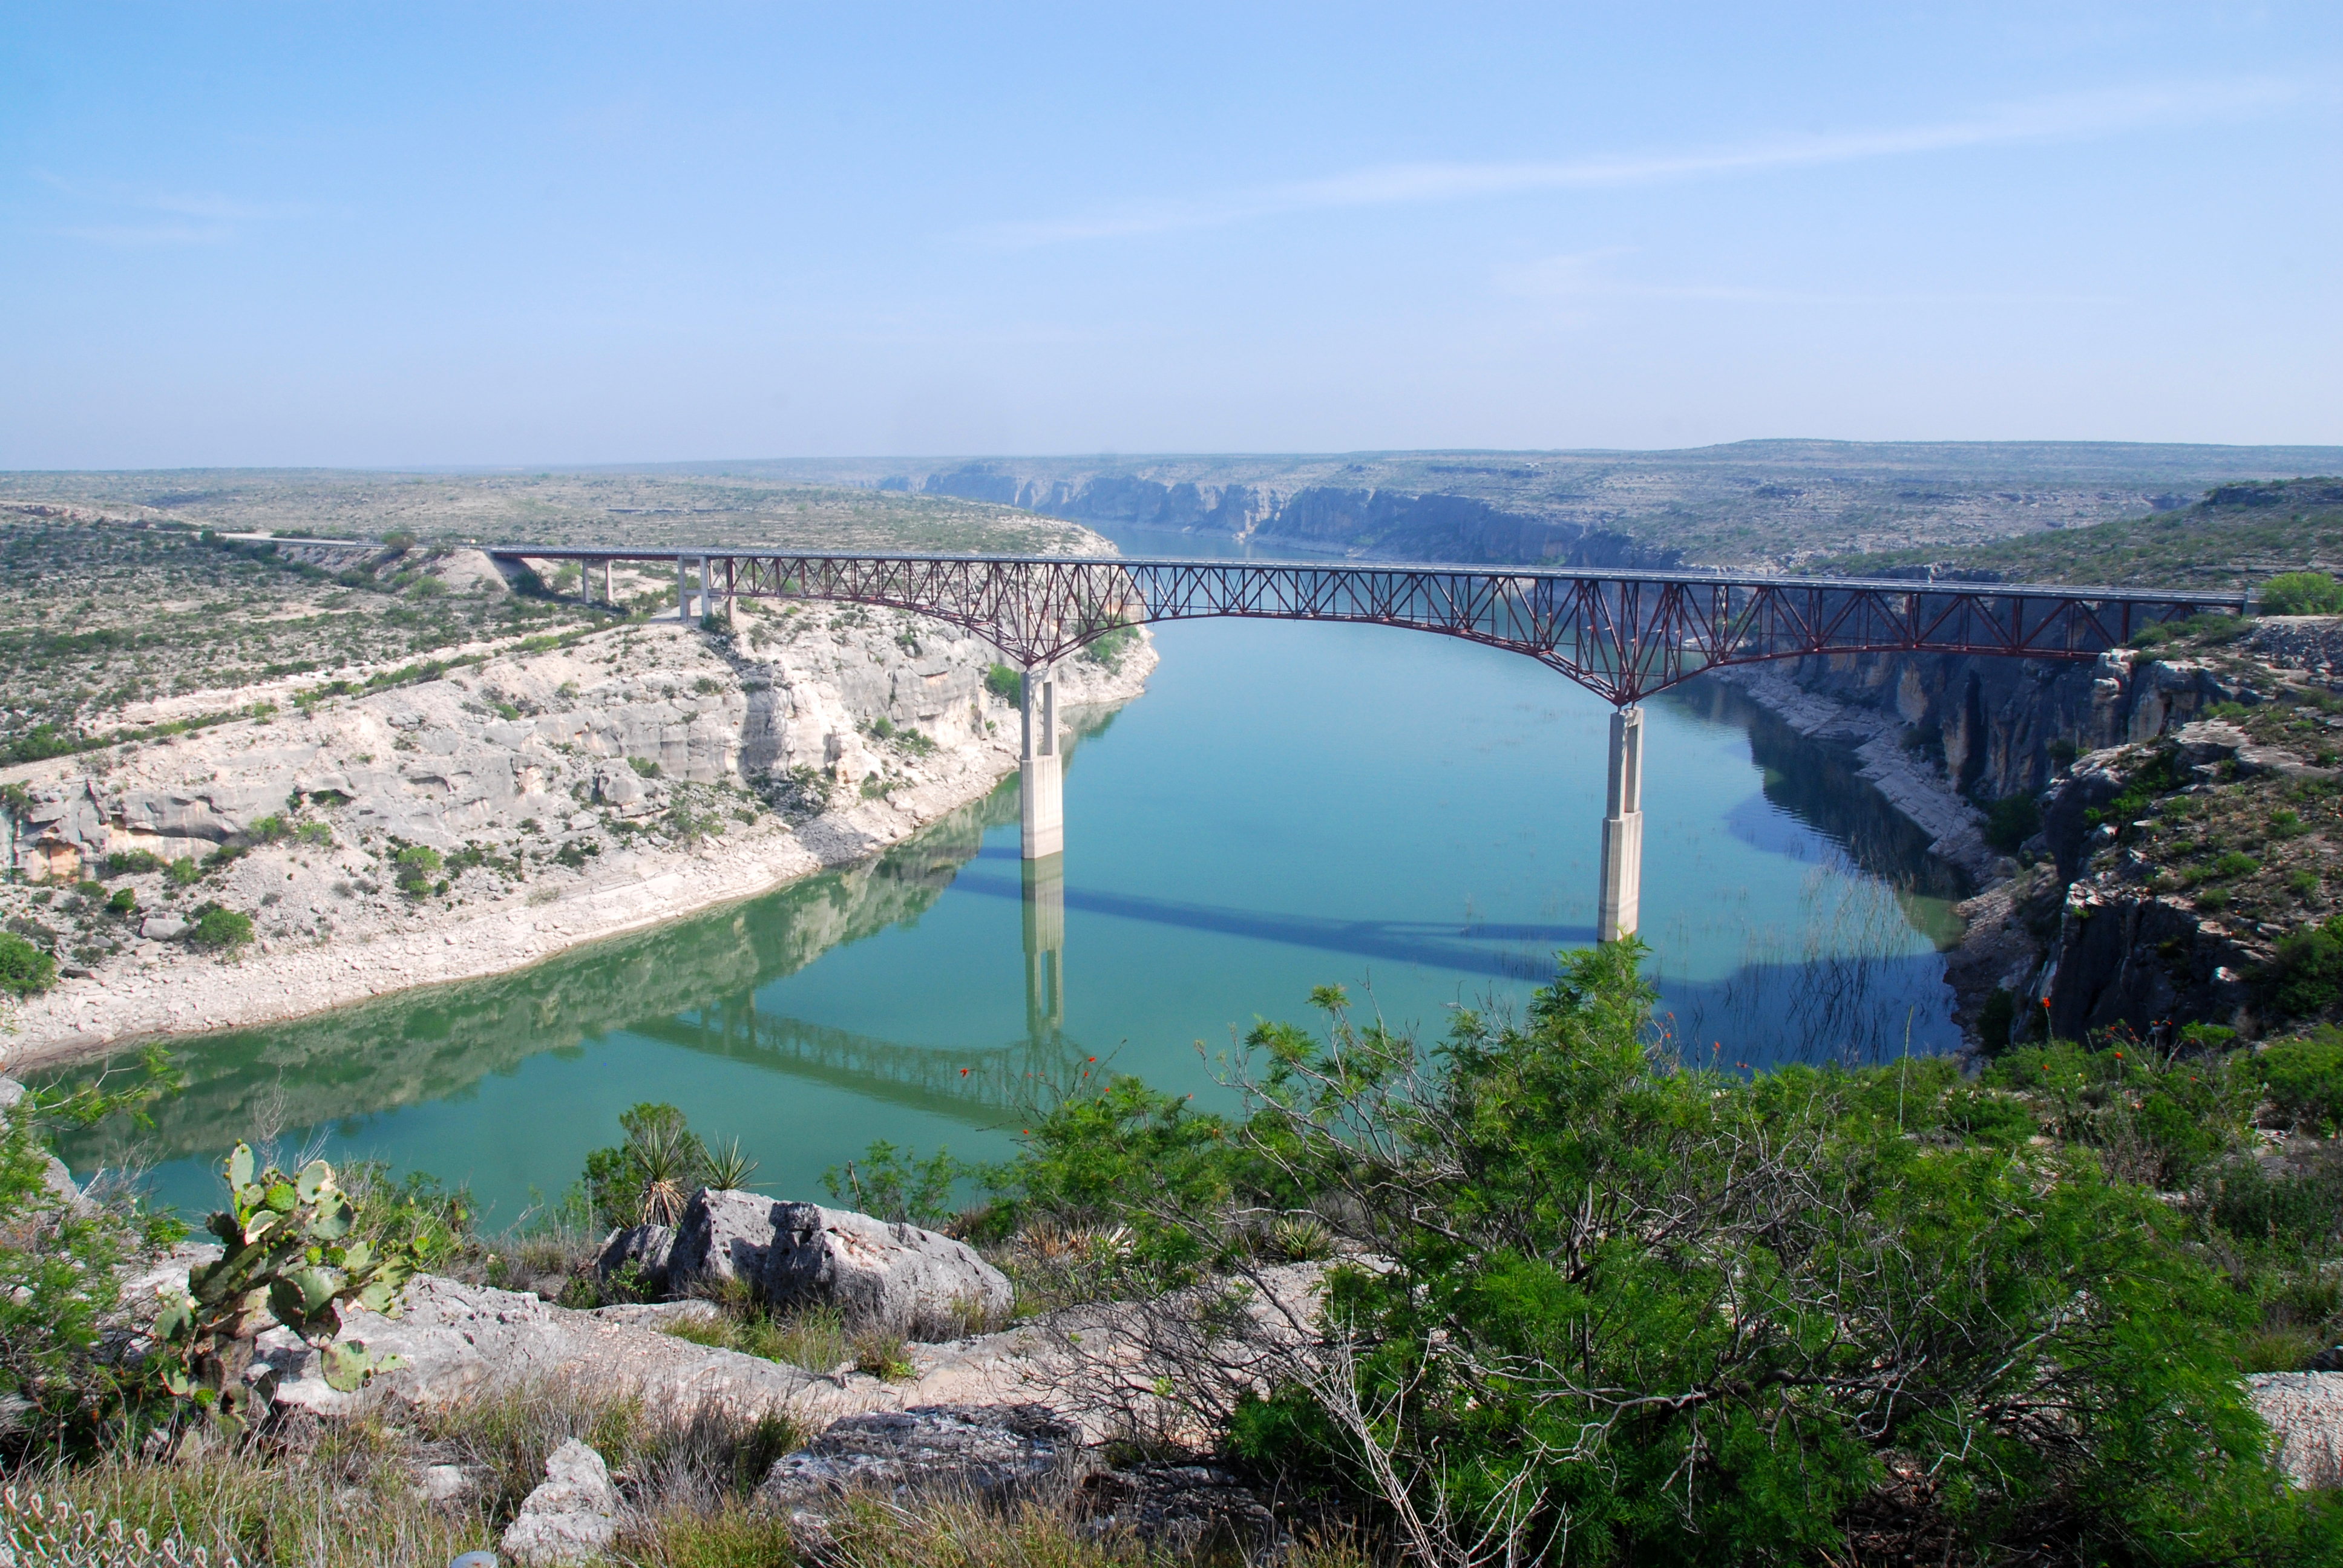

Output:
xmin=2 ymin=4 xmax=2338 ymax=468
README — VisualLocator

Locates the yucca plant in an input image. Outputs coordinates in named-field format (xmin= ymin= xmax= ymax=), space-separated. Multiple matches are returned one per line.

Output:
xmin=632 ymin=1122 xmax=701 ymax=1228
xmin=703 ymin=1137 xmax=758 ymax=1192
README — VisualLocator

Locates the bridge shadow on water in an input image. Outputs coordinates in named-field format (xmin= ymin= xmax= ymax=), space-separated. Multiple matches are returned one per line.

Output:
xmin=957 ymin=848 xmax=1596 ymax=978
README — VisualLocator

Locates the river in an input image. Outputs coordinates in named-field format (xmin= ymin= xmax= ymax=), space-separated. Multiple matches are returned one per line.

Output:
xmin=53 ymin=527 xmax=1968 ymax=1222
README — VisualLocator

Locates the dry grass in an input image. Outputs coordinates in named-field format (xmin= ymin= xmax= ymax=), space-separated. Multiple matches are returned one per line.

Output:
xmin=4 ymin=1377 xmax=806 ymax=1568
xmin=6 ymin=1385 xmax=1361 ymax=1568
xmin=660 ymin=1304 xmax=856 ymax=1377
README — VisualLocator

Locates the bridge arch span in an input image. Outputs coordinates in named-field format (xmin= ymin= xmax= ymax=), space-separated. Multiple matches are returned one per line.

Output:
xmin=496 ymin=547 xmax=2240 ymax=708
xmin=491 ymin=546 xmax=2243 ymax=943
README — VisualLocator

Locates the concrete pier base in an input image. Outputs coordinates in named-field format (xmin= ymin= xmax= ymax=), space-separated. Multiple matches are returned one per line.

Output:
xmin=1597 ymin=705 xmax=1645 ymax=942
xmin=1023 ymin=853 xmax=1065 ymax=1039
xmin=601 ymin=559 xmax=613 ymax=606
xmin=1020 ymin=666 xmax=1063 ymax=860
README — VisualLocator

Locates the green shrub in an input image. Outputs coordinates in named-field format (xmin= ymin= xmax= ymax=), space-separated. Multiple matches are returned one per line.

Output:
xmin=106 ymin=887 xmax=137 ymax=916
xmin=2262 ymin=916 xmax=2343 ymax=1018
xmin=73 ymin=879 xmax=105 ymax=900
xmin=244 ymin=814 xmax=293 ymax=844
xmin=824 ymin=1140 xmax=963 ymax=1229
xmin=0 ymin=933 xmax=57 ymax=996
xmin=628 ymin=756 xmax=662 ymax=778
xmin=2206 ymin=1156 xmax=2343 ymax=1252
xmin=2259 ymin=571 xmax=2343 ymax=616
xmin=2258 ymin=1029 xmax=2343 ymax=1134
xmin=1983 ymin=791 xmax=2040 ymax=851
xmin=297 ymin=820 xmax=335 ymax=847
xmin=2212 ymin=850 xmax=2262 ymax=880
xmin=0 ymin=1050 xmax=182 ymax=1458
xmin=102 ymin=849 xmax=162 ymax=877
xmin=163 ymin=856 xmax=200 ymax=887
xmin=187 ymin=906 xmax=254 ymax=952
xmin=984 ymin=663 xmax=1022 ymax=703
xmin=393 ymin=844 xmax=443 ymax=896
xmin=982 ymin=947 xmax=2338 ymax=1562
xmin=1079 ymin=622 xmax=1140 ymax=673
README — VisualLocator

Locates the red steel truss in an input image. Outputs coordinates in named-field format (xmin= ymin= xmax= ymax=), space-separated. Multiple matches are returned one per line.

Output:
xmin=492 ymin=548 xmax=2246 ymax=707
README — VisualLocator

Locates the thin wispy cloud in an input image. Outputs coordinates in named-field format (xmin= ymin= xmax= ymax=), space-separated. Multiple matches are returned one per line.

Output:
xmin=967 ymin=79 xmax=2296 ymax=247
xmin=51 ymin=222 xmax=234 ymax=246
xmin=1494 ymin=247 xmax=2119 ymax=309
xmin=28 ymin=168 xmax=313 ymax=245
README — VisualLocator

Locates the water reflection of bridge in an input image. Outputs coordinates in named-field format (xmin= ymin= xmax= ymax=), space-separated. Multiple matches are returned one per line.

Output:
xmin=635 ymin=854 xmax=1075 ymax=1123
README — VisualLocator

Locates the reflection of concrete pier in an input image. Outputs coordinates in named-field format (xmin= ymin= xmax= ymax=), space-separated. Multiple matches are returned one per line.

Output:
xmin=1023 ymin=853 xmax=1064 ymax=1040
xmin=1020 ymin=665 xmax=1063 ymax=860
xmin=1598 ymin=705 xmax=1644 ymax=942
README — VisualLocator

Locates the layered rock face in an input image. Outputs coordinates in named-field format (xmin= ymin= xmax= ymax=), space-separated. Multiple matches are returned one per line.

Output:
xmin=8 ymin=612 xmax=1014 ymax=879
xmin=1743 ymin=627 xmax=2333 ymax=1044
xmin=1764 ymin=647 xmax=2253 ymax=809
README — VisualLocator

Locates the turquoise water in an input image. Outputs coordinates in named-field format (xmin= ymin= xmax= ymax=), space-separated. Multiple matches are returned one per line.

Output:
xmin=54 ymin=534 xmax=1966 ymax=1223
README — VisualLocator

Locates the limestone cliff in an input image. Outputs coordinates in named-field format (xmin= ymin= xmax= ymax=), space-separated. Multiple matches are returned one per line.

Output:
xmin=1746 ymin=621 xmax=2343 ymax=1045
xmin=0 ymin=606 xmax=1154 ymax=1070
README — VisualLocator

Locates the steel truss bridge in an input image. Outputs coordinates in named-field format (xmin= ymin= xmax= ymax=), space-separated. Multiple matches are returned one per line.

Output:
xmin=491 ymin=546 xmax=2246 ymax=705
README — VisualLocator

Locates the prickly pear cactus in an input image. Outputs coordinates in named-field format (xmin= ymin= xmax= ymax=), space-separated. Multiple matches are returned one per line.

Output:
xmin=150 ymin=1143 xmax=419 ymax=1432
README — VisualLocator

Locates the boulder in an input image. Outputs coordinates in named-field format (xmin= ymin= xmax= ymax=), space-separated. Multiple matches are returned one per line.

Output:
xmin=595 ymin=1222 xmax=678 ymax=1295
xmin=2247 ymin=1372 xmax=2343 ymax=1491
xmin=140 ymin=914 xmax=188 ymax=941
xmin=592 ymin=765 xmax=646 ymax=808
xmin=500 ymin=1439 xmax=617 ymax=1566
xmin=764 ymin=1201 xmax=1014 ymax=1341
xmin=758 ymin=1403 xmax=1082 ymax=1515
xmin=670 ymin=1189 xmax=789 ymax=1291
xmin=418 ymin=1463 xmax=473 ymax=1503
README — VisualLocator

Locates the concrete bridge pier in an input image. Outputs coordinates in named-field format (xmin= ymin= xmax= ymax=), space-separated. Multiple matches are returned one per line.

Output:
xmin=677 ymin=555 xmax=719 ymax=622
xmin=1597 ymin=705 xmax=1645 ymax=942
xmin=601 ymin=559 xmax=613 ymax=606
xmin=1023 ymin=853 xmax=1066 ymax=1040
xmin=1020 ymin=665 xmax=1063 ymax=860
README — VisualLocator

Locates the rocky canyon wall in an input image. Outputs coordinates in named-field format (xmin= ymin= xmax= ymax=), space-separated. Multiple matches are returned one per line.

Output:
xmin=913 ymin=464 xmax=1679 ymax=569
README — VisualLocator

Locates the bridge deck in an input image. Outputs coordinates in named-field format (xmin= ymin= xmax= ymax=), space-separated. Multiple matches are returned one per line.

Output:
xmin=486 ymin=545 xmax=2247 ymax=705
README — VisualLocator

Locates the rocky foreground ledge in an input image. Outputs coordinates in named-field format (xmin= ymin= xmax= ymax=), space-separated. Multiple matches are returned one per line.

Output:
xmin=110 ymin=1186 xmax=1328 ymax=1563
xmin=97 ymin=1175 xmax=2343 ymax=1520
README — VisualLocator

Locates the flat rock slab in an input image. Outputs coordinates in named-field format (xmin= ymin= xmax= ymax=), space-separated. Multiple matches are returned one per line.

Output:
xmin=758 ymin=1402 xmax=1084 ymax=1513
xmin=2248 ymin=1372 xmax=2343 ymax=1490
xmin=1073 ymin=1463 xmax=1282 ymax=1555
xmin=254 ymin=1275 xmax=884 ymax=1425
